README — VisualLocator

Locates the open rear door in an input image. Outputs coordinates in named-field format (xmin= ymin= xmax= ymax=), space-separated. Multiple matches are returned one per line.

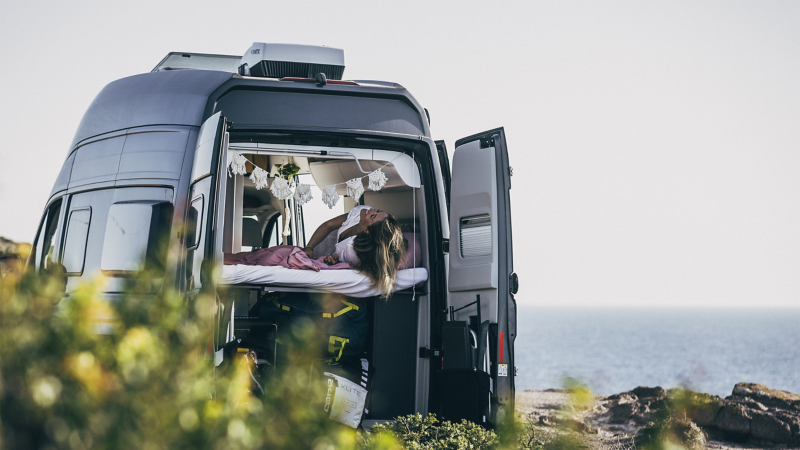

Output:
xmin=184 ymin=112 xmax=230 ymax=363
xmin=445 ymin=128 xmax=516 ymax=425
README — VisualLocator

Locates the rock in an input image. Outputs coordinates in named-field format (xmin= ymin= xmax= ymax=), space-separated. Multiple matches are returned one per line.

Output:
xmin=731 ymin=382 xmax=800 ymax=411
xmin=714 ymin=403 xmax=751 ymax=437
xmin=776 ymin=411 xmax=800 ymax=445
xmin=606 ymin=403 xmax=637 ymax=423
xmin=606 ymin=391 xmax=637 ymax=403
xmin=632 ymin=386 xmax=666 ymax=400
xmin=777 ymin=411 xmax=800 ymax=434
xmin=750 ymin=411 xmax=791 ymax=443
xmin=727 ymin=397 xmax=768 ymax=411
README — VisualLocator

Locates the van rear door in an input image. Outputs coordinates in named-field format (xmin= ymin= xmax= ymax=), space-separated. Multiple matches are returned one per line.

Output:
xmin=185 ymin=112 xmax=230 ymax=358
xmin=445 ymin=128 xmax=516 ymax=425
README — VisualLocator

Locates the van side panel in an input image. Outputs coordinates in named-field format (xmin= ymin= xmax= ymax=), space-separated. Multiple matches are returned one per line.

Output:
xmin=70 ymin=70 xmax=232 ymax=150
xmin=49 ymin=153 xmax=75 ymax=199
xmin=116 ymin=129 xmax=191 ymax=181
xmin=69 ymin=135 xmax=126 ymax=189
xmin=63 ymin=187 xmax=175 ymax=294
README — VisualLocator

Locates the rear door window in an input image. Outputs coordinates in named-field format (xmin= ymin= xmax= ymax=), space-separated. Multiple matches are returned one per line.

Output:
xmin=185 ymin=196 xmax=203 ymax=250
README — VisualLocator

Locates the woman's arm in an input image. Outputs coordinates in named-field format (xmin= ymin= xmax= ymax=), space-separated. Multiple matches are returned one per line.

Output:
xmin=338 ymin=209 xmax=370 ymax=242
xmin=303 ymin=213 xmax=348 ymax=256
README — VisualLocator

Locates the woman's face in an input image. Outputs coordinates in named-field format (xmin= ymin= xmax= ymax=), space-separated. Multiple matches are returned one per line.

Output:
xmin=365 ymin=208 xmax=388 ymax=226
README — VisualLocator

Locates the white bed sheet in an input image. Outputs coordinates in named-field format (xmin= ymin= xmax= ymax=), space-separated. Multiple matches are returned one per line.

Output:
xmin=220 ymin=265 xmax=428 ymax=298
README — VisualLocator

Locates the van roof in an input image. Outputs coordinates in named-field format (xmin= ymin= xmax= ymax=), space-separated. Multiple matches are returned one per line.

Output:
xmin=69 ymin=69 xmax=429 ymax=153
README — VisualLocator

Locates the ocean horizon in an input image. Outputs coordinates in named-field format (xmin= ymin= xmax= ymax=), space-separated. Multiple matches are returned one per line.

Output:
xmin=514 ymin=306 xmax=800 ymax=397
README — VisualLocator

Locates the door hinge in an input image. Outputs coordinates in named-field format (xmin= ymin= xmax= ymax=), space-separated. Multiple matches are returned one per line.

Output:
xmin=515 ymin=366 xmax=519 ymax=377
xmin=509 ymin=166 xmax=514 ymax=177
xmin=442 ymin=239 xmax=449 ymax=255
xmin=419 ymin=347 xmax=442 ymax=359
xmin=509 ymin=272 xmax=519 ymax=295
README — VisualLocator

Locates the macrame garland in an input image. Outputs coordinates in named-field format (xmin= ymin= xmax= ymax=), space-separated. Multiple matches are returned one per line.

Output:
xmin=227 ymin=152 xmax=400 ymax=207
xmin=345 ymin=178 xmax=365 ymax=201
xmin=249 ymin=167 xmax=269 ymax=190
xmin=229 ymin=151 xmax=247 ymax=176
xmin=321 ymin=185 xmax=340 ymax=209
xmin=368 ymin=169 xmax=387 ymax=191
xmin=293 ymin=183 xmax=313 ymax=206
xmin=270 ymin=177 xmax=292 ymax=200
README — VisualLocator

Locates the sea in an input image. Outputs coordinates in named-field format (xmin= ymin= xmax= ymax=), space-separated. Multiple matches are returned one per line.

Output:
xmin=514 ymin=306 xmax=800 ymax=397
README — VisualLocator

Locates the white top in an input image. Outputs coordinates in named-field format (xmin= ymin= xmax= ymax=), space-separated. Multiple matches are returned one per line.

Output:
xmin=335 ymin=205 xmax=371 ymax=265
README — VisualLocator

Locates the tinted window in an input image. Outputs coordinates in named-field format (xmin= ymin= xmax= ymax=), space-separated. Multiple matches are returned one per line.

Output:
xmin=186 ymin=196 xmax=203 ymax=249
xmin=35 ymin=200 xmax=63 ymax=272
xmin=62 ymin=209 xmax=91 ymax=275
xmin=101 ymin=201 xmax=173 ymax=275
xmin=216 ymin=91 xmax=426 ymax=136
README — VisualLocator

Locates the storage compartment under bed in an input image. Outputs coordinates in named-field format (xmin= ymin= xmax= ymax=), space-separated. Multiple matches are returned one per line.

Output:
xmin=223 ymin=285 xmax=421 ymax=423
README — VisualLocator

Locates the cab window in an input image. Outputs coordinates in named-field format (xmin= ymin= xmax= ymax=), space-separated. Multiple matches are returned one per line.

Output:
xmin=32 ymin=199 xmax=63 ymax=272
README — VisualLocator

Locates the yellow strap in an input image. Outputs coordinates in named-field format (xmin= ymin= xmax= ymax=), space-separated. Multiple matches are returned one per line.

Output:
xmin=327 ymin=336 xmax=349 ymax=361
xmin=333 ymin=300 xmax=359 ymax=317
xmin=272 ymin=300 xmax=291 ymax=311
xmin=272 ymin=299 xmax=357 ymax=318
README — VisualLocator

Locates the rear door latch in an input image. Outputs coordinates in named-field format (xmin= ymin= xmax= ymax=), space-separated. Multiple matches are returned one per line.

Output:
xmin=419 ymin=347 xmax=442 ymax=358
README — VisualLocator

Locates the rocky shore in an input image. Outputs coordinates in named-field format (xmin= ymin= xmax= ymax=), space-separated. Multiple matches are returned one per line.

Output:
xmin=516 ymin=383 xmax=800 ymax=449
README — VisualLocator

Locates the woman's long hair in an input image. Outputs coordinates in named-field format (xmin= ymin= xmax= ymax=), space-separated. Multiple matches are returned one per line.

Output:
xmin=352 ymin=214 xmax=407 ymax=299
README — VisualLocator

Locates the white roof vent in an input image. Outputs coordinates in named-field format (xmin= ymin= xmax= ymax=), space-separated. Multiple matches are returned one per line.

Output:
xmin=238 ymin=43 xmax=345 ymax=80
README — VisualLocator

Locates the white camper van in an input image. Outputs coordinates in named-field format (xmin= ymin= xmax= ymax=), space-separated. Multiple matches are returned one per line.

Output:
xmin=29 ymin=43 xmax=518 ymax=428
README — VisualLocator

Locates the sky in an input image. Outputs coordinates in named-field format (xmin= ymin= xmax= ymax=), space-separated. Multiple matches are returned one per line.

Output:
xmin=1 ymin=0 xmax=798 ymax=308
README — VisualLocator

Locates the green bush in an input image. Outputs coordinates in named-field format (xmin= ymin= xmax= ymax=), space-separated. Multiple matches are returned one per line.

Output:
xmin=637 ymin=390 xmax=707 ymax=450
xmin=0 ymin=268 xmax=367 ymax=449
xmin=360 ymin=413 xmax=498 ymax=450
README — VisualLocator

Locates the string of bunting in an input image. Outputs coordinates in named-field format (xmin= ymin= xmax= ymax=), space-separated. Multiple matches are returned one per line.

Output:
xmin=227 ymin=151 xmax=391 ymax=209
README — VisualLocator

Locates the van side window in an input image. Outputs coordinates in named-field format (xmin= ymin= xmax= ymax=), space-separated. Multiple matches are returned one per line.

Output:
xmin=100 ymin=201 xmax=173 ymax=275
xmin=33 ymin=199 xmax=63 ymax=272
xmin=186 ymin=196 xmax=203 ymax=249
xmin=61 ymin=208 xmax=92 ymax=275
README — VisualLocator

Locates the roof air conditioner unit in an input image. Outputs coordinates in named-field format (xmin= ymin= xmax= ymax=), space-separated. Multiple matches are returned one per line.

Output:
xmin=238 ymin=43 xmax=345 ymax=80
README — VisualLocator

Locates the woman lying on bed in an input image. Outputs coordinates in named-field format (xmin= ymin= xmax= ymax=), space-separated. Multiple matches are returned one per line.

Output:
xmin=225 ymin=206 xmax=407 ymax=298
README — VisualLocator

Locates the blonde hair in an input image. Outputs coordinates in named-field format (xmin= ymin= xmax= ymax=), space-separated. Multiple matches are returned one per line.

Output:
xmin=352 ymin=214 xmax=407 ymax=299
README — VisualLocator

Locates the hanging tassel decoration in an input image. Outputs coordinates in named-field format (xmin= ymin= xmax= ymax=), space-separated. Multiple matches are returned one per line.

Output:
xmin=249 ymin=166 xmax=269 ymax=190
xmin=270 ymin=177 xmax=292 ymax=200
xmin=346 ymin=178 xmax=365 ymax=201
xmin=321 ymin=185 xmax=340 ymax=209
xmin=368 ymin=168 xmax=388 ymax=191
xmin=293 ymin=183 xmax=313 ymax=206
xmin=229 ymin=151 xmax=247 ymax=176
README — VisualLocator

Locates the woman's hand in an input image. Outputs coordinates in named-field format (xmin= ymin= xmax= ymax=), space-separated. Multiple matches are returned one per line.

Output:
xmin=302 ymin=247 xmax=313 ymax=258
xmin=324 ymin=254 xmax=340 ymax=265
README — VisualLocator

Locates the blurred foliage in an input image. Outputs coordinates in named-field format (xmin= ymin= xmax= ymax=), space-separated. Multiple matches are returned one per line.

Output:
xmin=637 ymin=390 xmax=707 ymax=450
xmin=1 ymin=250 xmax=553 ymax=450
xmin=561 ymin=377 xmax=594 ymax=413
xmin=0 ymin=266 xmax=385 ymax=449
xmin=359 ymin=413 xmax=498 ymax=450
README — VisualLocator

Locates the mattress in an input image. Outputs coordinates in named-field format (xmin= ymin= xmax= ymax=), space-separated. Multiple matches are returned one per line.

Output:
xmin=220 ymin=265 xmax=429 ymax=298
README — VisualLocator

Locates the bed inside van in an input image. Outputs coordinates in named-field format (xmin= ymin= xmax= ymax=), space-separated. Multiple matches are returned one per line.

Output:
xmin=216 ymin=143 xmax=431 ymax=423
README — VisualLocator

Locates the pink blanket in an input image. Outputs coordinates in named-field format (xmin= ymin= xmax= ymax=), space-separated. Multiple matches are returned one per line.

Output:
xmin=223 ymin=245 xmax=351 ymax=271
